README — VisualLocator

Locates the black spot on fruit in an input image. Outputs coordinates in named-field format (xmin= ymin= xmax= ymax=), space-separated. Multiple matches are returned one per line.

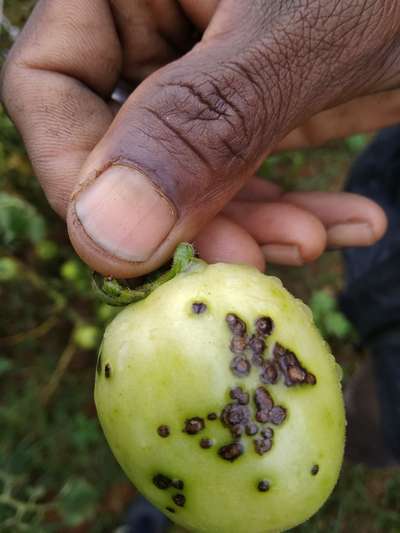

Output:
xmin=259 ymin=362 xmax=278 ymax=384
xmin=230 ymin=387 xmax=249 ymax=405
xmin=269 ymin=406 xmax=287 ymax=426
xmin=226 ymin=313 xmax=247 ymax=336
xmin=173 ymin=494 xmax=186 ymax=507
xmin=172 ymin=479 xmax=184 ymax=490
xmin=254 ymin=387 xmax=273 ymax=411
xmin=245 ymin=423 xmax=259 ymax=436
xmin=230 ymin=356 xmax=251 ymax=377
xmin=184 ymin=417 xmax=205 ymax=435
xmin=254 ymin=438 xmax=272 ymax=456
xmin=255 ymin=317 xmax=274 ymax=337
xmin=104 ymin=363 xmax=111 ymax=379
xmin=311 ymin=464 xmax=319 ymax=476
xmin=166 ymin=506 xmax=175 ymax=513
xmin=273 ymin=343 xmax=317 ymax=387
xmin=230 ymin=335 xmax=248 ymax=354
xmin=157 ymin=425 xmax=170 ymax=438
xmin=218 ymin=442 xmax=244 ymax=462
xmin=257 ymin=480 xmax=270 ymax=492
xmin=248 ymin=335 xmax=265 ymax=355
xmin=220 ymin=404 xmax=251 ymax=437
xmin=200 ymin=438 xmax=213 ymax=449
xmin=207 ymin=412 xmax=218 ymax=420
xmin=153 ymin=474 xmax=172 ymax=490
xmin=192 ymin=302 xmax=207 ymax=314
xmin=260 ymin=428 xmax=273 ymax=439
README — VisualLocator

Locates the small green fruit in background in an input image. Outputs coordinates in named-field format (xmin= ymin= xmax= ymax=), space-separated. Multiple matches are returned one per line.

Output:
xmin=73 ymin=324 xmax=100 ymax=351
xmin=0 ymin=257 xmax=19 ymax=282
xmin=95 ymin=255 xmax=345 ymax=533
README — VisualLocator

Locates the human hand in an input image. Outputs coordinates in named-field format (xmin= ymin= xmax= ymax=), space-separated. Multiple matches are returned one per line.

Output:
xmin=1 ymin=0 xmax=393 ymax=277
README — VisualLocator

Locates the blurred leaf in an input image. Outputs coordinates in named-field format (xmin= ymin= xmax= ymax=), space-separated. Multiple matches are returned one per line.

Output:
xmin=0 ymin=257 xmax=19 ymax=281
xmin=0 ymin=357 xmax=13 ymax=376
xmin=58 ymin=477 xmax=98 ymax=527
xmin=345 ymin=134 xmax=369 ymax=153
xmin=310 ymin=291 xmax=336 ymax=320
xmin=0 ymin=192 xmax=46 ymax=249
xmin=324 ymin=311 xmax=353 ymax=339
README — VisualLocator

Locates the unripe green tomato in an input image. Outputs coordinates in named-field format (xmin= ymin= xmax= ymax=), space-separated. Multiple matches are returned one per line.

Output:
xmin=60 ymin=259 xmax=82 ymax=282
xmin=0 ymin=257 xmax=19 ymax=281
xmin=73 ymin=324 xmax=100 ymax=350
xmin=95 ymin=263 xmax=345 ymax=533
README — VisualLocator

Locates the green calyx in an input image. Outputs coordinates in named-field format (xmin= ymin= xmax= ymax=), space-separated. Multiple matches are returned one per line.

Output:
xmin=92 ymin=243 xmax=200 ymax=307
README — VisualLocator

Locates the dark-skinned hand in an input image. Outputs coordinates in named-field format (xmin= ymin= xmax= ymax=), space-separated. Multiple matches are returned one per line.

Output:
xmin=2 ymin=0 xmax=396 ymax=277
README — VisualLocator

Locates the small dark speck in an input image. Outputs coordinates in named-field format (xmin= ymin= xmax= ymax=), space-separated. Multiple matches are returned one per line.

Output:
xmin=172 ymin=479 xmax=184 ymax=490
xmin=218 ymin=442 xmax=244 ymax=462
xmin=258 ymin=480 xmax=270 ymax=492
xmin=172 ymin=494 xmax=186 ymax=507
xmin=153 ymin=474 xmax=171 ymax=490
xmin=104 ymin=363 xmax=111 ymax=378
xmin=192 ymin=302 xmax=207 ymax=314
xmin=200 ymin=438 xmax=213 ymax=449
xmin=166 ymin=506 xmax=175 ymax=513
xmin=207 ymin=412 xmax=218 ymax=420
xmin=183 ymin=417 xmax=205 ymax=435
xmin=311 ymin=464 xmax=319 ymax=476
xmin=157 ymin=425 xmax=170 ymax=438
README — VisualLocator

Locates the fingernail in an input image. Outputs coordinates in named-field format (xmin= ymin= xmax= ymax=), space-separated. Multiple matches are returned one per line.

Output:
xmin=327 ymin=222 xmax=374 ymax=247
xmin=75 ymin=166 xmax=176 ymax=262
xmin=261 ymin=244 xmax=303 ymax=266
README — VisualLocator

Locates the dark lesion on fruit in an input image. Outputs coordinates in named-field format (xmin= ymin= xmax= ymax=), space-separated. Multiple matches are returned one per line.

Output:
xmin=200 ymin=438 xmax=214 ymax=449
xmin=183 ymin=417 xmax=205 ymax=435
xmin=257 ymin=480 xmax=271 ymax=492
xmin=171 ymin=479 xmax=184 ymax=490
xmin=172 ymin=493 xmax=186 ymax=507
xmin=104 ymin=363 xmax=111 ymax=379
xmin=153 ymin=474 xmax=172 ymax=490
xmin=273 ymin=343 xmax=317 ymax=386
xmin=230 ymin=356 xmax=251 ymax=377
xmin=157 ymin=425 xmax=170 ymax=438
xmin=207 ymin=412 xmax=218 ymax=420
xmin=166 ymin=506 xmax=175 ymax=513
xmin=311 ymin=464 xmax=319 ymax=476
xmin=218 ymin=441 xmax=244 ymax=462
xmin=192 ymin=302 xmax=207 ymax=314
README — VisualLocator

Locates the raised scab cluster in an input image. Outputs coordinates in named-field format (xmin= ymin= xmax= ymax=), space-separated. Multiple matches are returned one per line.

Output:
xmin=153 ymin=305 xmax=319 ymax=495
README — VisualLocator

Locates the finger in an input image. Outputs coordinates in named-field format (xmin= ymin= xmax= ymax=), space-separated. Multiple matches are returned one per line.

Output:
xmin=194 ymin=215 xmax=265 ymax=271
xmin=224 ymin=201 xmax=327 ymax=266
xmin=234 ymin=177 xmax=283 ymax=202
xmin=0 ymin=0 xmax=121 ymax=216
xmin=276 ymin=90 xmax=400 ymax=151
xmin=282 ymin=191 xmax=388 ymax=247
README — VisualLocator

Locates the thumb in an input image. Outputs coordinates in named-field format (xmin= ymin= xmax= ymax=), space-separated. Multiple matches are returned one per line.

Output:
xmin=67 ymin=3 xmax=290 ymax=277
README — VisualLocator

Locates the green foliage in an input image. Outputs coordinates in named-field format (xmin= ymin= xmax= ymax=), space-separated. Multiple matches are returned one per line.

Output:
xmin=58 ymin=477 xmax=98 ymax=527
xmin=310 ymin=290 xmax=354 ymax=341
xmin=0 ymin=192 xmax=46 ymax=249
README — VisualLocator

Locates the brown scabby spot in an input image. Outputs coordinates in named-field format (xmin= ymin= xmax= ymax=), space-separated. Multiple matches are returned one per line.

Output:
xmin=254 ymin=438 xmax=272 ymax=456
xmin=226 ymin=314 xmax=247 ymax=336
xmin=183 ymin=417 xmax=205 ymax=435
xmin=157 ymin=425 xmax=170 ymax=438
xmin=255 ymin=410 xmax=270 ymax=424
xmin=173 ymin=494 xmax=186 ymax=507
xmin=311 ymin=464 xmax=319 ymax=476
xmin=221 ymin=404 xmax=251 ymax=432
xmin=153 ymin=474 xmax=172 ymax=490
xmin=166 ymin=506 xmax=175 ymax=513
xmin=255 ymin=317 xmax=274 ymax=337
xmin=104 ymin=363 xmax=111 ymax=379
xmin=257 ymin=480 xmax=270 ymax=492
xmin=254 ymin=387 xmax=273 ymax=411
xmin=207 ymin=412 xmax=218 ymax=420
xmin=245 ymin=423 xmax=259 ymax=436
xmin=230 ymin=356 xmax=251 ymax=377
xmin=269 ymin=406 xmax=287 ymax=425
xmin=259 ymin=362 xmax=278 ymax=384
xmin=192 ymin=302 xmax=207 ymax=314
xmin=261 ymin=428 xmax=273 ymax=439
xmin=248 ymin=335 xmax=265 ymax=355
xmin=218 ymin=442 xmax=244 ymax=462
xmin=230 ymin=386 xmax=249 ymax=405
xmin=230 ymin=335 xmax=248 ymax=354
xmin=171 ymin=479 xmax=184 ymax=490
xmin=273 ymin=343 xmax=317 ymax=387
xmin=200 ymin=438 xmax=214 ymax=449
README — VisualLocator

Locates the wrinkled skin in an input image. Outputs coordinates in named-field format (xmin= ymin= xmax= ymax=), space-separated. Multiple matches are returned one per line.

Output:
xmin=95 ymin=262 xmax=345 ymax=532
xmin=0 ymin=0 xmax=396 ymax=276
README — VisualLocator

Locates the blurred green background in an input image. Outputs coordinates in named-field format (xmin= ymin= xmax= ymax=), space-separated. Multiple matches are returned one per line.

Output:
xmin=1 ymin=2 xmax=399 ymax=532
